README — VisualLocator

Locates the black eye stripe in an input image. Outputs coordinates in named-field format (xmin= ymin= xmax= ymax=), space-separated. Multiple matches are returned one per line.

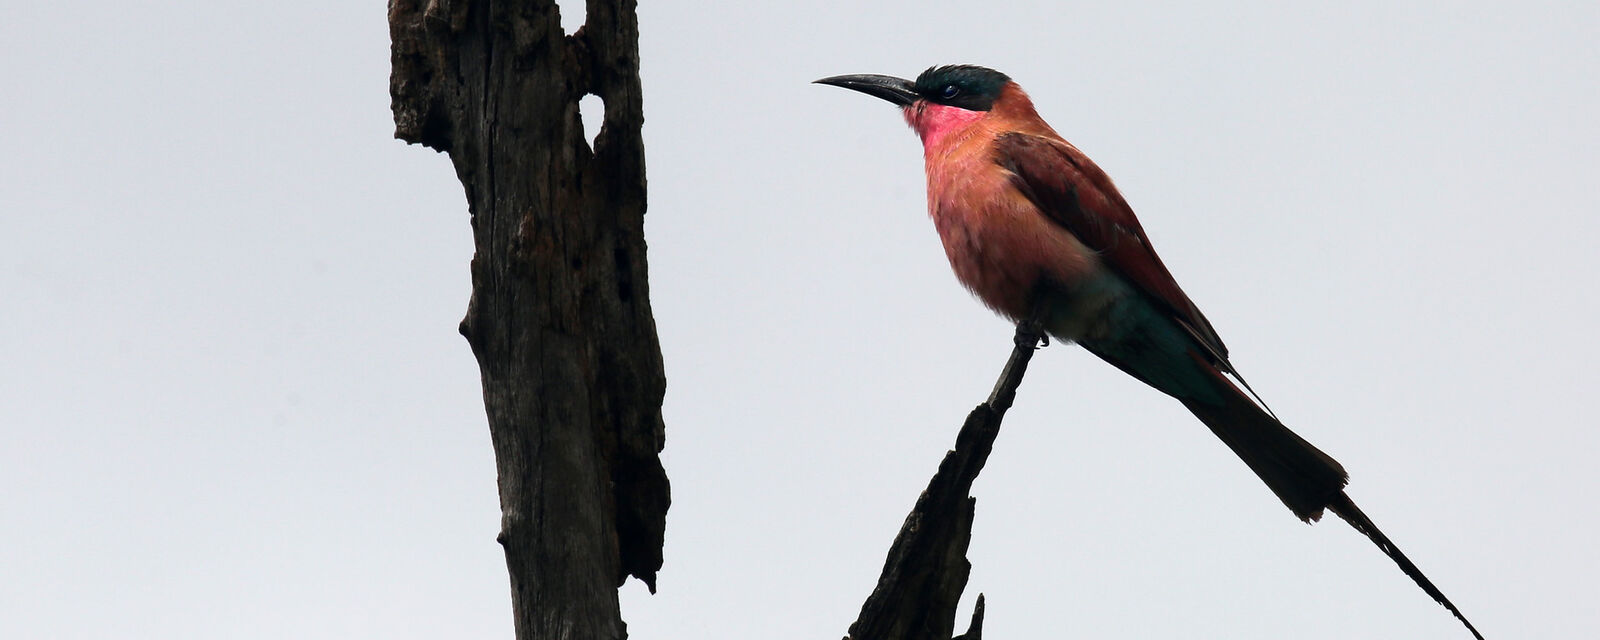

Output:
xmin=912 ymin=65 xmax=1008 ymax=111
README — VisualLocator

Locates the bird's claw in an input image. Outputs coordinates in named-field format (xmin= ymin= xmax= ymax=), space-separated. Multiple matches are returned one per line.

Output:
xmin=1015 ymin=321 xmax=1049 ymax=350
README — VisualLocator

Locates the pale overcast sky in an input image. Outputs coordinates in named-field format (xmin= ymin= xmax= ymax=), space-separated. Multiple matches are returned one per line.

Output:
xmin=4 ymin=1 xmax=1596 ymax=639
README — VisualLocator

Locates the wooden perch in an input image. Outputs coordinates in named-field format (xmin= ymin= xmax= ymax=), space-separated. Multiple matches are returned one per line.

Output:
xmin=846 ymin=325 xmax=1044 ymax=640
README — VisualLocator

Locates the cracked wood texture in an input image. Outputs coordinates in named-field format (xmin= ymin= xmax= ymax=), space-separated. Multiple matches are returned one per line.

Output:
xmin=389 ymin=1 xmax=668 ymax=639
xmin=846 ymin=331 xmax=1039 ymax=640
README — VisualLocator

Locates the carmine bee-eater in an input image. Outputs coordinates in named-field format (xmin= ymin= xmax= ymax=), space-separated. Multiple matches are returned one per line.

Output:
xmin=817 ymin=65 xmax=1483 ymax=639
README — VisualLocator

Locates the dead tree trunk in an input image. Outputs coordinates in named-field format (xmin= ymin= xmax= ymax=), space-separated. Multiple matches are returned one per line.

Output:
xmin=388 ymin=1 xmax=668 ymax=639
xmin=846 ymin=327 xmax=1045 ymax=640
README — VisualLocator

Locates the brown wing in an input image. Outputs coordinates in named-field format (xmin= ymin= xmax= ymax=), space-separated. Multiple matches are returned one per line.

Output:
xmin=994 ymin=131 xmax=1232 ymax=366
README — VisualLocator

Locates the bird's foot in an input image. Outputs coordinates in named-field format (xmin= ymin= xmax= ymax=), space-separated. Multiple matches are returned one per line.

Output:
xmin=1014 ymin=320 xmax=1049 ymax=350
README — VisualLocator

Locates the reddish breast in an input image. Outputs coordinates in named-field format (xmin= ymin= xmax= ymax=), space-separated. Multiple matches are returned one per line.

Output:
xmin=905 ymin=96 xmax=1100 ymax=322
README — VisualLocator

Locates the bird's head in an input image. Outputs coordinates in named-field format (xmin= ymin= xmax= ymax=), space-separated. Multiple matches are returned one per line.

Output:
xmin=815 ymin=65 xmax=1016 ymax=147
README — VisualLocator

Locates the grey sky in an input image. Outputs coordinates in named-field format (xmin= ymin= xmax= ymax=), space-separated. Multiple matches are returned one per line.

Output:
xmin=3 ymin=1 xmax=1595 ymax=638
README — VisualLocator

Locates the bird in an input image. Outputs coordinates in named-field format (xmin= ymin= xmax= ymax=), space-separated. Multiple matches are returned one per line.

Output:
xmin=816 ymin=64 xmax=1483 ymax=639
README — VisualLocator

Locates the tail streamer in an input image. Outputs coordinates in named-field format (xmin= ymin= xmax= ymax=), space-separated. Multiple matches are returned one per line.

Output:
xmin=1327 ymin=492 xmax=1485 ymax=640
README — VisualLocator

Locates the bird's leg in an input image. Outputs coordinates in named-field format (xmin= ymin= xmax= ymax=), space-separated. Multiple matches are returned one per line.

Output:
xmin=1015 ymin=296 xmax=1051 ymax=349
xmin=1014 ymin=320 xmax=1048 ymax=350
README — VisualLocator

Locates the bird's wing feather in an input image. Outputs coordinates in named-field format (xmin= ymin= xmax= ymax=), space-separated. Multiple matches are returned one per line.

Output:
xmin=994 ymin=132 xmax=1232 ymax=365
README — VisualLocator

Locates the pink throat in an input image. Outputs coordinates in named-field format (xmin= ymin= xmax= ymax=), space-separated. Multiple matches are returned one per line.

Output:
xmin=903 ymin=102 xmax=986 ymax=148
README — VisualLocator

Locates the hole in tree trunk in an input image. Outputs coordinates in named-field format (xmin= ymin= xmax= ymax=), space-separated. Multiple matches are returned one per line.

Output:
xmin=578 ymin=93 xmax=604 ymax=151
xmin=559 ymin=0 xmax=585 ymax=35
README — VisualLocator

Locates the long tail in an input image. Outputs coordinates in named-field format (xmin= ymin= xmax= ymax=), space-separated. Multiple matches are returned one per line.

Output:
xmin=1177 ymin=359 xmax=1485 ymax=639
xmin=1073 ymin=283 xmax=1483 ymax=636
xmin=1176 ymin=358 xmax=1347 ymax=521
xmin=1327 ymin=493 xmax=1486 ymax=640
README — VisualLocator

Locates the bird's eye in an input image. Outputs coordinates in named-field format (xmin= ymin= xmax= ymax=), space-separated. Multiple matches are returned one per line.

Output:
xmin=940 ymin=85 xmax=960 ymax=99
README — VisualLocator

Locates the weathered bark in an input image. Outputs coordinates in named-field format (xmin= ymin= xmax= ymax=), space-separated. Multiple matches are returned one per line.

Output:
xmin=846 ymin=328 xmax=1043 ymax=640
xmin=388 ymin=1 xmax=667 ymax=639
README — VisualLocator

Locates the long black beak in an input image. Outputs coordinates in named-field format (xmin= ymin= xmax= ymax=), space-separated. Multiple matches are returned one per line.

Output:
xmin=814 ymin=74 xmax=918 ymax=106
